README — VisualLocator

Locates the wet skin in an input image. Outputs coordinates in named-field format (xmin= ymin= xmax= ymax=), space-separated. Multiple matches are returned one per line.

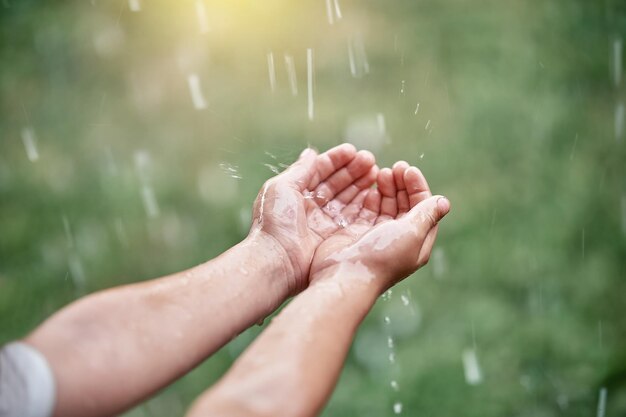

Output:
xmin=188 ymin=161 xmax=450 ymax=417
xmin=250 ymin=143 xmax=379 ymax=294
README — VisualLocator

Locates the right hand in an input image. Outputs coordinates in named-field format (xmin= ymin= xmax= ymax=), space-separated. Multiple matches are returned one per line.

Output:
xmin=308 ymin=162 xmax=450 ymax=292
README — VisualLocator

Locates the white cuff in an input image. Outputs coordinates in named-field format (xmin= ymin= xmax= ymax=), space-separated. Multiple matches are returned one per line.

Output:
xmin=0 ymin=342 xmax=56 ymax=417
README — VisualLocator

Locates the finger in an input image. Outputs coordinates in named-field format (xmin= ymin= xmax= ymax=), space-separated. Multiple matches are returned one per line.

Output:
xmin=279 ymin=148 xmax=319 ymax=191
xmin=406 ymin=195 xmax=450 ymax=241
xmin=314 ymin=150 xmax=375 ymax=206
xmin=333 ymin=165 xmax=378 ymax=206
xmin=308 ymin=143 xmax=357 ymax=190
xmin=377 ymin=168 xmax=397 ymax=220
xmin=393 ymin=161 xmax=410 ymax=214
xmin=339 ymin=189 xmax=369 ymax=222
xmin=404 ymin=166 xmax=431 ymax=208
xmin=417 ymin=225 xmax=438 ymax=266
xmin=359 ymin=188 xmax=381 ymax=223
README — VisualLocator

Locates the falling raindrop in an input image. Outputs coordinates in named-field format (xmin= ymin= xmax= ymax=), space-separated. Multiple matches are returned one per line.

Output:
xmin=462 ymin=348 xmax=483 ymax=385
xmin=128 ymin=0 xmax=141 ymax=12
xmin=195 ymin=0 xmax=210 ymax=34
xmin=263 ymin=163 xmax=281 ymax=175
xmin=219 ymin=163 xmax=242 ymax=179
xmin=596 ymin=387 xmax=607 ymax=417
xmin=307 ymin=48 xmax=314 ymax=120
xmin=325 ymin=0 xmax=342 ymax=25
xmin=393 ymin=402 xmax=403 ymax=414
xmin=68 ymin=253 xmax=86 ymax=294
xmin=612 ymin=37 xmax=622 ymax=87
xmin=333 ymin=0 xmax=342 ymax=19
xmin=267 ymin=52 xmax=277 ymax=93
xmin=62 ymin=215 xmax=74 ymax=248
xmin=114 ymin=218 xmax=129 ymax=247
xmin=187 ymin=73 xmax=208 ymax=110
xmin=325 ymin=0 xmax=334 ymax=25
xmin=284 ymin=54 xmax=298 ymax=96
xmin=377 ymin=113 xmax=386 ymax=135
xmin=615 ymin=100 xmax=624 ymax=142
xmin=621 ymin=194 xmax=626 ymax=236
xmin=141 ymin=185 xmax=160 ymax=218
xmin=400 ymin=295 xmax=409 ymax=307
xmin=347 ymin=35 xmax=369 ymax=78
xmin=21 ymin=127 xmax=39 ymax=162
xmin=431 ymin=247 xmax=446 ymax=278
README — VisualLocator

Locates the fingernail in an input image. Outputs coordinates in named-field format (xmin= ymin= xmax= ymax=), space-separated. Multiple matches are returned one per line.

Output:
xmin=437 ymin=197 xmax=450 ymax=214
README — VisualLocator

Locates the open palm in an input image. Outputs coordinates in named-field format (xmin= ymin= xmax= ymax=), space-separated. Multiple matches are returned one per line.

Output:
xmin=309 ymin=161 xmax=442 ymax=286
xmin=250 ymin=144 xmax=378 ymax=294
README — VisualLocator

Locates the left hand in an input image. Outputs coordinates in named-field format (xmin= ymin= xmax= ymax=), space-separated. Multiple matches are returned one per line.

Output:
xmin=249 ymin=144 xmax=378 ymax=294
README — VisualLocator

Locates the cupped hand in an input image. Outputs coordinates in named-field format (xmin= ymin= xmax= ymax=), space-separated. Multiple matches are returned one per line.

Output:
xmin=308 ymin=161 xmax=450 ymax=292
xmin=250 ymin=144 xmax=379 ymax=294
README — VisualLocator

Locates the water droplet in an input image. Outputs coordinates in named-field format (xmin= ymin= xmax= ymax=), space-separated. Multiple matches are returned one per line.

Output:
xmin=336 ymin=216 xmax=348 ymax=228
xmin=267 ymin=52 xmax=277 ymax=93
xmin=128 ymin=0 xmax=141 ymax=12
xmin=187 ymin=73 xmax=208 ymax=110
xmin=612 ymin=37 xmax=622 ymax=87
xmin=219 ymin=162 xmax=242 ymax=179
xmin=21 ymin=127 xmax=39 ymax=162
xmin=401 ymin=294 xmax=409 ymax=306
xmin=615 ymin=100 xmax=624 ymax=142
xmin=347 ymin=34 xmax=369 ymax=78
xmin=462 ymin=348 xmax=483 ymax=385
xmin=390 ymin=380 xmax=399 ymax=391
xmin=597 ymin=387 xmax=607 ymax=417
xmin=141 ymin=185 xmax=160 ymax=218
xmin=325 ymin=0 xmax=335 ymax=24
xmin=307 ymin=48 xmax=314 ymax=120
xmin=195 ymin=0 xmax=210 ymax=33
xmin=284 ymin=54 xmax=298 ymax=96
xmin=393 ymin=402 xmax=403 ymax=414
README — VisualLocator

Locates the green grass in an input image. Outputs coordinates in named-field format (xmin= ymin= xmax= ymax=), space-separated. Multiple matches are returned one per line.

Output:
xmin=1 ymin=0 xmax=625 ymax=415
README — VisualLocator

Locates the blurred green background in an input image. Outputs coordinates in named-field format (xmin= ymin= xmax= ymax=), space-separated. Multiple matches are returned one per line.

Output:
xmin=1 ymin=0 xmax=625 ymax=415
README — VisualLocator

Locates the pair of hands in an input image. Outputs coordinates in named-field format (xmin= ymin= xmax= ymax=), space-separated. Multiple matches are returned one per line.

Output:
xmin=250 ymin=144 xmax=450 ymax=295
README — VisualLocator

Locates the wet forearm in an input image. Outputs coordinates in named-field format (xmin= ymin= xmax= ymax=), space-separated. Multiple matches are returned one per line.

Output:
xmin=25 ymin=232 xmax=292 ymax=417
xmin=188 ymin=263 xmax=381 ymax=417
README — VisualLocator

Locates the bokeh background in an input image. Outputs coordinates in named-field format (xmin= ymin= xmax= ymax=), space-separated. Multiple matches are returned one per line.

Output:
xmin=1 ymin=0 xmax=625 ymax=416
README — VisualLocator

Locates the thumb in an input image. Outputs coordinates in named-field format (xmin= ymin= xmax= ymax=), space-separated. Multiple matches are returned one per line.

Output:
xmin=279 ymin=147 xmax=318 ymax=190
xmin=406 ymin=195 xmax=451 ymax=236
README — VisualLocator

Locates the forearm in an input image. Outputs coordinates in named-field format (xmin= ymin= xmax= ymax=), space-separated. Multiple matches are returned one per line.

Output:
xmin=188 ymin=263 xmax=382 ymax=417
xmin=25 ymin=232 xmax=292 ymax=417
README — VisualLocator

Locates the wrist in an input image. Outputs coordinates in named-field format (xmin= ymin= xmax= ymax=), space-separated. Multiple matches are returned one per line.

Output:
xmin=310 ymin=261 xmax=386 ymax=297
xmin=242 ymin=230 xmax=298 ymax=296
